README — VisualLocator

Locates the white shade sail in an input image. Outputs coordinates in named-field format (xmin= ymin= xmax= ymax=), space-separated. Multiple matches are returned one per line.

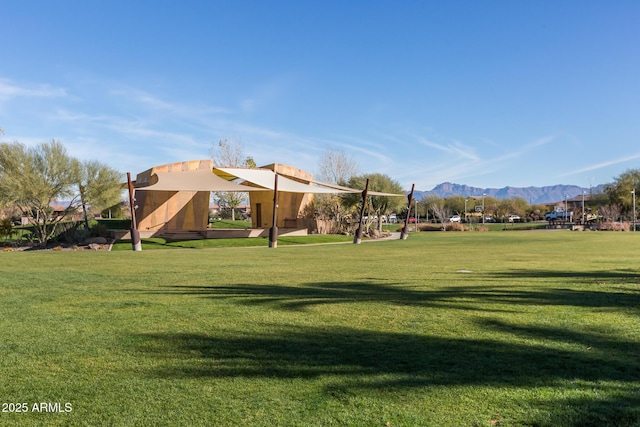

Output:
xmin=137 ymin=169 xmax=268 ymax=192
xmin=136 ymin=166 xmax=405 ymax=197
xmin=214 ymin=167 xmax=358 ymax=194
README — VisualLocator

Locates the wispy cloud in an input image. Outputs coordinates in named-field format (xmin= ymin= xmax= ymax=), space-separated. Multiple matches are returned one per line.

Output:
xmin=415 ymin=136 xmax=480 ymax=162
xmin=0 ymin=78 xmax=67 ymax=102
xmin=560 ymin=153 xmax=640 ymax=177
xmin=121 ymin=88 xmax=229 ymax=113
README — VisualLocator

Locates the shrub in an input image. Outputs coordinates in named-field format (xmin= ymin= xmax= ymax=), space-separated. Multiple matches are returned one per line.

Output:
xmin=0 ymin=218 xmax=13 ymax=239
xmin=445 ymin=222 xmax=465 ymax=232
xmin=90 ymin=222 xmax=109 ymax=238
xmin=600 ymin=221 xmax=631 ymax=231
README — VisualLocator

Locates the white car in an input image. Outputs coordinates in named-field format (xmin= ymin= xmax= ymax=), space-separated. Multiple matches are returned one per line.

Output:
xmin=449 ymin=215 xmax=461 ymax=223
xmin=506 ymin=214 xmax=521 ymax=222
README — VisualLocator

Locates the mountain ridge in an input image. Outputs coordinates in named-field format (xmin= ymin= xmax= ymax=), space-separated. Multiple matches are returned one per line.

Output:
xmin=414 ymin=182 xmax=605 ymax=204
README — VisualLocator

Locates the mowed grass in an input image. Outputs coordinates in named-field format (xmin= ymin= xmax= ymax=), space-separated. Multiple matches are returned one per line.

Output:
xmin=1 ymin=231 xmax=639 ymax=426
xmin=111 ymin=234 xmax=353 ymax=250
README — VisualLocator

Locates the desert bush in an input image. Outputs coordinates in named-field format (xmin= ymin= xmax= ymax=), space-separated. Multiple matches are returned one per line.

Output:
xmin=600 ymin=221 xmax=630 ymax=231
xmin=445 ymin=222 xmax=465 ymax=232
xmin=417 ymin=223 xmax=442 ymax=232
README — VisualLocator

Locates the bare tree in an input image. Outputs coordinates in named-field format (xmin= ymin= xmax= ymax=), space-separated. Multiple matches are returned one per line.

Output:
xmin=429 ymin=200 xmax=451 ymax=231
xmin=315 ymin=149 xmax=360 ymax=221
xmin=210 ymin=138 xmax=254 ymax=221
xmin=317 ymin=148 xmax=359 ymax=185
xmin=598 ymin=204 xmax=621 ymax=223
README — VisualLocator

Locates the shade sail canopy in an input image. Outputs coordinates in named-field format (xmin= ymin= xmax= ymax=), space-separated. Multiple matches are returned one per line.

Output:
xmin=305 ymin=178 xmax=406 ymax=197
xmin=213 ymin=167 xmax=359 ymax=194
xmin=137 ymin=168 xmax=268 ymax=192
xmin=137 ymin=166 xmax=406 ymax=197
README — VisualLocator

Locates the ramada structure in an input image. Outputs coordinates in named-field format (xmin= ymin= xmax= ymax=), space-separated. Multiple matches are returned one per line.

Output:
xmin=130 ymin=160 xmax=411 ymax=247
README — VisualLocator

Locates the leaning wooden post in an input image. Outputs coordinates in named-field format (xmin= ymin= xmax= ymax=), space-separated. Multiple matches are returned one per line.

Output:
xmin=127 ymin=172 xmax=142 ymax=251
xmin=269 ymin=173 xmax=279 ymax=248
xmin=353 ymin=178 xmax=370 ymax=244
xmin=400 ymin=183 xmax=415 ymax=240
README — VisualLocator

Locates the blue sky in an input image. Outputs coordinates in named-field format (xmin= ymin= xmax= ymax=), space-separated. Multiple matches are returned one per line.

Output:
xmin=1 ymin=1 xmax=639 ymax=191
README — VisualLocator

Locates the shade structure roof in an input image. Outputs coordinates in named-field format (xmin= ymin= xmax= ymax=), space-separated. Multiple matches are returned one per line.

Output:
xmin=214 ymin=167 xmax=405 ymax=196
xmin=137 ymin=166 xmax=405 ymax=197
xmin=213 ymin=167 xmax=358 ymax=194
xmin=137 ymin=168 xmax=268 ymax=192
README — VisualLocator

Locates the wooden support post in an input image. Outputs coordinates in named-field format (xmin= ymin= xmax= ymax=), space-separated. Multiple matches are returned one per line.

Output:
xmin=353 ymin=178 xmax=370 ymax=244
xmin=127 ymin=172 xmax=142 ymax=251
xmin=269 ymin=174 xmax=279 ymax=248
xmin=400 ymin=183 xmax=415 ymax=240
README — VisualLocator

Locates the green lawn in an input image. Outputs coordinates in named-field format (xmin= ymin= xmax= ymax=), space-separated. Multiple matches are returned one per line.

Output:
xmin=111 ymin=234 xmax=354 ymax=250
xmin=1 ymin=231 xmax=639 ymax=426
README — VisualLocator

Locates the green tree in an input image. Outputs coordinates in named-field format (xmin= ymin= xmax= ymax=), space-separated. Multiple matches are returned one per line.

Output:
xmin=496 ymin=197 xmax=528 ymax=221
xmin=443 ymin=195 xmax=466 ymax=216
xmin=77 ymin=160 xmax=123 ymax=230
xmin=0 ymin=140 xmax=80 ymax=246
xmin=605 ymin=169 xmax=640 ymax=219
xmin=341 ymin=173 xmax=404 ymax=232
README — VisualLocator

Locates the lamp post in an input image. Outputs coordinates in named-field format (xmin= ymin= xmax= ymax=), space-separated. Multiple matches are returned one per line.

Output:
xmin=482 ymin=193 xmax=486 ymax=224
xmin=582 ymin=190 xmax=585 ymax=224
xmin=464 ymin=198 xmax=468 ymax=224
xmin=632 ymin=189 xmax=636 ymax=232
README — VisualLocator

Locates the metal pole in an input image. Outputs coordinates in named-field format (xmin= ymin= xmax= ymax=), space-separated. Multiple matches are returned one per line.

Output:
xmin=354 ymin=178 xmax=370 ymax=244
xmin=582 ymin=190 xmax=585 ymax=224
xmin=632 ymin=189 xmax=636 ymax=232
xmin=400 ymin=184 xmax=414 ymax=240
xmin=415 ymin=197 xmax=418 ymax=231
xmin=464 ymin=198 xmax=468 ymax=224
xmin=127 ymin=172 xmax=142 ymax=251
xmin=269 ymin=174 xmax=279 ymax=248
xmin=482 ymin=193 xmax=485 ymax=224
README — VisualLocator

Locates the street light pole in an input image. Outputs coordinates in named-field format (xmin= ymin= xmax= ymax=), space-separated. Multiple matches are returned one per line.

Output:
xmin=632 ymin=189 xmax=636 ymax=232
xmin=482 ymin=193 xmax=485 ymax=224
xmin=582 ymin=190 xmax=585 ymax=224
xmin=464 ymin=198 xmax=468 ymax=223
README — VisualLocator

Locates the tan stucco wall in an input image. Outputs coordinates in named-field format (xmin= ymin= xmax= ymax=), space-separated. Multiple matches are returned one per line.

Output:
xmin=249 ymin=163 xmax=314 ymax=229
xmin=134 ymin=160 xmax=314 ymax=233
xmin=135 ymin=160 xmax=211 ymax=232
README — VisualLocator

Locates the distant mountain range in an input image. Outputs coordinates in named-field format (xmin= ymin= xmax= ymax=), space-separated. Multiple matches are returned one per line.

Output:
xmin=414 ymin=182 xmax=606 ymax=205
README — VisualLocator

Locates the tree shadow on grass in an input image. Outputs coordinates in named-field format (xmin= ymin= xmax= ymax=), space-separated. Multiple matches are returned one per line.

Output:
xmin=488 ymin=268 xmax=640 ymax=286
xmin=132 ymin=271 xmax=640 ymax=425
xmin=133 ymin=322 xmax=640 ymax=426
xmin=147 ymin=276 xmax=640 ymax=313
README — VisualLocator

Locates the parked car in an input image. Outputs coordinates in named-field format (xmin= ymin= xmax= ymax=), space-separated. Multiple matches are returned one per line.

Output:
xmin=483 ymin=216 xmax=495 ymax=223
xmin=449 ymin=215 xmax=461 ymax=223
xmin=506 ymin=214 xmax=521 ymax=222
